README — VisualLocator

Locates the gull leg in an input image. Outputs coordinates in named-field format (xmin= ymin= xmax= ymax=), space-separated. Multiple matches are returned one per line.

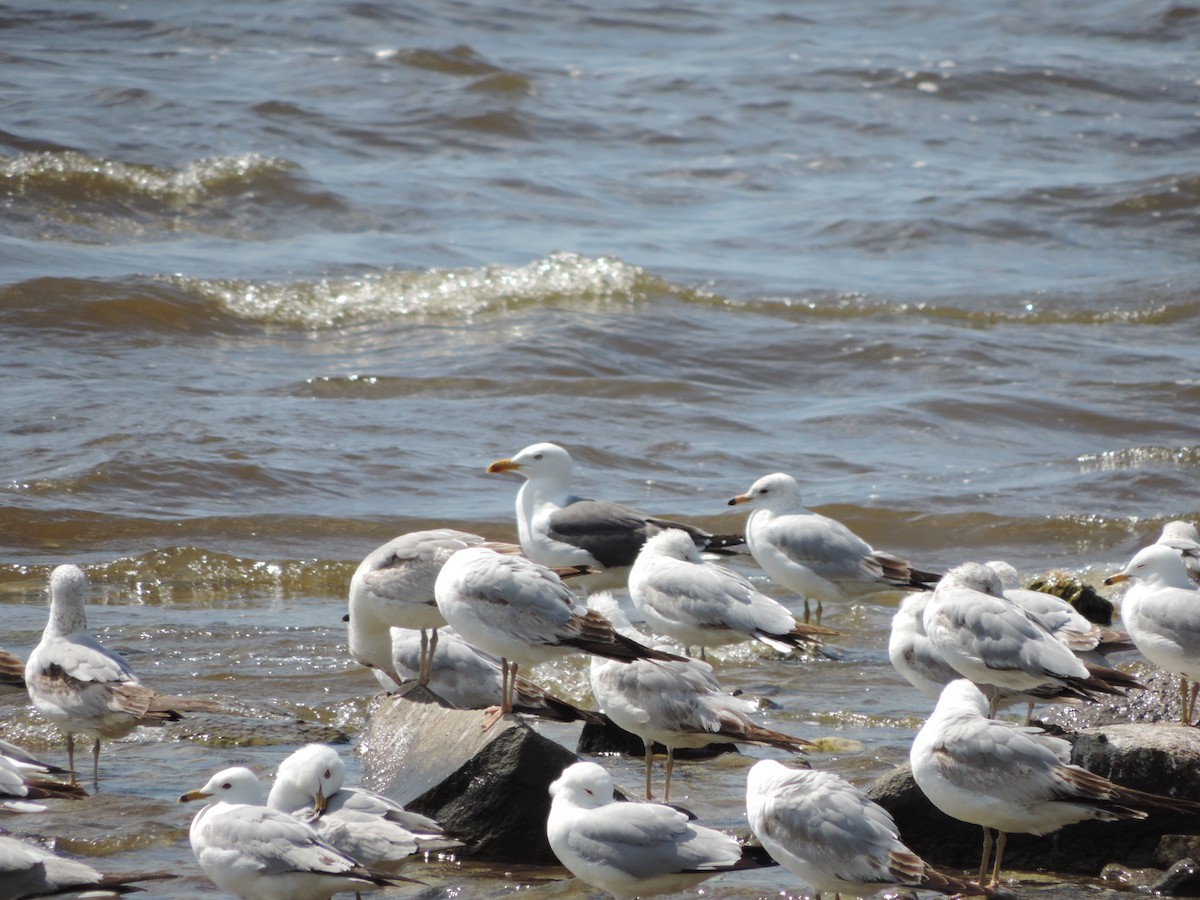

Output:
xmin=802 ymin=598 xmax=811 ymax=624
xmin=92 ymin=738 xmax=101 ymax=790
xmin=425 ymin=628 xmax=439 ymax=686
xmin=1024 ymin=702 xmax=1035 ymax=726
xmin=990 ymin=831 xmax=1008 ymax=887
xmin=1189 ymin=681 xmax=1200 ymax=725
xmin=417 ymin=629 xmax=430 ymax=686
xmin=815 ymin=600 xmax=823 ymax=626
xmin=1182 ymin=677 xmax=1193 ymax=726
xmin=66 ymin=732 xmax=77 ymax=786
xmin=978 ymin=827 xmax=993 ymax=886
xmin=644 ymin=742 xmax=654 ymax=800
xmin=482 ymin=658 xmax=512 ymax=730
xmin=663 ymin=747 xmax=675 ymax=803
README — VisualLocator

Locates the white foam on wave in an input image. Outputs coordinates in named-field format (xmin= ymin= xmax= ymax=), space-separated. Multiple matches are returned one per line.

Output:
xmin=171 ymin=252 xmax=649 ymax=326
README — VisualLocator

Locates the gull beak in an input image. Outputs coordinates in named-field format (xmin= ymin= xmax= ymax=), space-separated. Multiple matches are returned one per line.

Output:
xmin=487 ymin=457 xmax=521 ymax=474
xmin=313 ymin=783 xmax=327 ymax=815
xmin=727 ymin=493 xmax=750 ymax=506
xmin=1103 ymin=572 xmax=1129 ymax=586
xmin=179 ymin=789 xmax=211 ymax=803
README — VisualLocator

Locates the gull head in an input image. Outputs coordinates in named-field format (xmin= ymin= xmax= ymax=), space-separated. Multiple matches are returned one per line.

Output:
xmin=47 ymin=565 xmax=91 ymax=634
xmin=486 ymin=442 xmax=572 ymax=481
xmin=267 ymin=744 xmax=344 ymax=814
xmin=180 ymin=766 xmax=264 ymax=806
xmin=642 ymin=528 xmax=704 ymax=563
xmin=746 ymin=758 xmax=801 ymax=797
xmin=1160 ymin=520 xmax=1200 ymax=544
xmin=934 ymin=678 xmax=990 ymax=717
xmin=939 ymin=561 xmax=1005 ymax=597
xmin=1105 ymin=543 xmax=1195 ymax=590
xmin=727 ymin=473 xmax=805 ymax=513
xmin=550 ymin=761 xmax=614 ymax=810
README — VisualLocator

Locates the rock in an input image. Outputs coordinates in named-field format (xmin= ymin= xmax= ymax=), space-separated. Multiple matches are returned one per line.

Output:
xmin=867 ymin=723 xmax=1200 ymax=876
xmin=357 ymin=684 xmax=580 ymax=863
xmin=1158 ymin=837 xmax=1200 ymax=869
xmin=1154 ymin=859 xmax=1200 ymax=897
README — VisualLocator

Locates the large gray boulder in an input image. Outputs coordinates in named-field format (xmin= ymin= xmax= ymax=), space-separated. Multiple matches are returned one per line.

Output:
xmin=357 ymin=685 xmax=580 ymax=863
xmin=867 ymin=723 xmax=1200 ymax=875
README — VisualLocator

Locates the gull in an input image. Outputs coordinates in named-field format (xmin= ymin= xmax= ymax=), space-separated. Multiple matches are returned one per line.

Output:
xmin=434 ymin=545 xmax=682 ymax=728
xmin=267 ymin=743 xmax=462 ymax=867
xmin=0 ymin=738 xmax=87 ymax=811
xmin=728 ymin=472 xmax=939 ymax=622
xmin=746 ymin=759 xmax=985 ymax=898
xmin=589 ymin=592 xmax=813 ymax=801
xmin=181 ymin=766 xmax=413 ymax=900
xmin=0 ymin=833 xmax=173 ymax=898
xmin=629 ymin=529 xmax=838 ymax=659
xmin=1105 ymin=543 xmax=1200 ymax=723
xmin=888 ymin=590 xmax=963 ymax=702
xmin=922 ymin=561 xmax=1139 ymax=716
xmin=24 ymin=565 xmax=245 ymax=787
xmin=891 ymin=564 xmax=1134 ymax=721
xmin=546 ymin=761 xmax=773 ymax=899
xmin=348 ymin=529 xmax=488 ymax=688
xmin=912 ymin=679 xmax=1200 ymax=887
xmin=389 ymin=625 xmax=604 ymax=723
xmin=0 ymin=647 xmax=26 ymax=696
xmin=1155 ymin=520 xmax=1200 ymax=585
xmin=486 ymin=441 xmax=742 ymax=591
xmin=986 ymin=560 xmax=1133 ymax=661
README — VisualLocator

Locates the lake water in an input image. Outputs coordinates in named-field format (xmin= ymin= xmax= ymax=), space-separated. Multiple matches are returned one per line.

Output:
xmin=1 ymin=0 xmax=1197 ymax=896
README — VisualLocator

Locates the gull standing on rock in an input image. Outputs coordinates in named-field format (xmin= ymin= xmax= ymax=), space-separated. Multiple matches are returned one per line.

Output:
xmin=911 ymin=679 xmax=1200 ymax=887
xmin=629 ymin=528 xmax=837 ymax=658
xmin=547 ymin=761 xmax=774 ymax=899
xmin=922 ymin=561 xmax=1139 ymax=717
xmin=24 ymin=565 xmax=242 ymax=787
xmin=1105 ymin=543 xmax=1200 ymax=723
xmin=589 ymin=592 xmax=813 ymax=801
xmin=746 ymin=759 xmax=985 ymax=898
xmin=347 ymin=529 xmax=488 ymax=687
xmin=487 ymin=441 xmax=742 ymax=591
xmin=728 ymin=472 xmax=940 ymax=622
xmin=267 ymin=743 xmax=462 ymax=867
xmin=182 ymin=766 xmax=412 ymax=900
xmin=434 ymin=545 xmax=682 ymax=728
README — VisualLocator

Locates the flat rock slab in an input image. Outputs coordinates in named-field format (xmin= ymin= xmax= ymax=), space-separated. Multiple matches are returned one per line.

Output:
xmin=867 ymin=723 xmax=1200 ymax=876
xmin=358 ymin=685 xmax=579 ymax=863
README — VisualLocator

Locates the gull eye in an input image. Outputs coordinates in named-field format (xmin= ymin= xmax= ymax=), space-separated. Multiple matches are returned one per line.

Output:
xmin=222 ymin=782 xmax=232 ymax=790
xmin=323 ymin=769 xmax=332 ymax=779
xmin=534 ymin=453 xmax=543 ymax=460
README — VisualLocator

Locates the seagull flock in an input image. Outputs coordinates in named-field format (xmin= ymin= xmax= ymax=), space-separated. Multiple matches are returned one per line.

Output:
xmin=3 ymin=439 xmax=1199 ymax=898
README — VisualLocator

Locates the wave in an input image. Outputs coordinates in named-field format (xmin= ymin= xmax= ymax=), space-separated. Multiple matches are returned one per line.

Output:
xmin=2 ymin=251 xmax=1197 ymax=333
xmin=0 ymin=150 xmax=355 ymax=242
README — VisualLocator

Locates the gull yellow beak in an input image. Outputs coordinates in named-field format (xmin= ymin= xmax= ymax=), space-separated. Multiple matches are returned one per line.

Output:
xmin=314 ymin=783 xmax=327 ymax=815
xmin=487 ymin=457 xmax=521 ymax=474
xmin=179 ymin=789 xmax=211 ymax=803
xmin=1103 ymin=572 xmax=1129 ymax=586
xmin=727 ymin=493 xmax=750 ymax=506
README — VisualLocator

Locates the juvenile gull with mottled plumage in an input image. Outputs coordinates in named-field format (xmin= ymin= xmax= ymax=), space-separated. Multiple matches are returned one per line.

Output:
xmin=24 ymin=565 xmax=246 ymax=787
